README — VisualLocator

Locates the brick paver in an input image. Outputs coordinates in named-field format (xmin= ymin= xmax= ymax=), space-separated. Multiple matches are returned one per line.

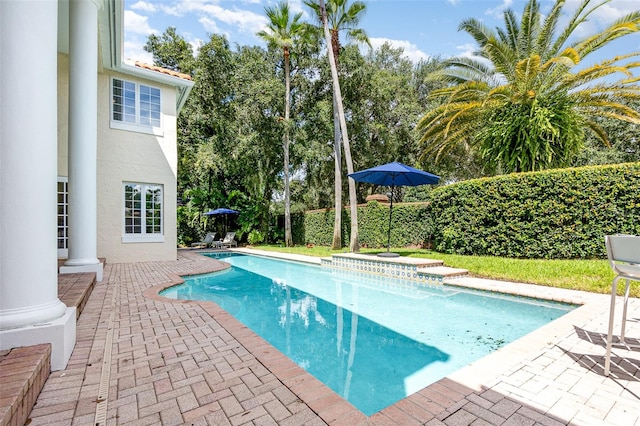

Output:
xmin=26 ymin=249 xmax=640 ymax=425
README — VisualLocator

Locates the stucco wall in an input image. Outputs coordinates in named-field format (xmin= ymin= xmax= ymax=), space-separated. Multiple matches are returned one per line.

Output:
xmin=57 ymin=54 xmax=179 ymax=263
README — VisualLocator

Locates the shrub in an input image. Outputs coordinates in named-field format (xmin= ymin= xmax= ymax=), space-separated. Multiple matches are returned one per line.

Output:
xmin=429 ymin=163 xmax=640 ymax=258
xmin=247 ymin=230 xmax=265 ymax=245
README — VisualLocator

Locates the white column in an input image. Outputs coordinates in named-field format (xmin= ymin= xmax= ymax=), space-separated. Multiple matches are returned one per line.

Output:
xmin=60 ymin=0 xmax=103 ymax=281
xmin=0 ymin=0 xmax=76 ymax=370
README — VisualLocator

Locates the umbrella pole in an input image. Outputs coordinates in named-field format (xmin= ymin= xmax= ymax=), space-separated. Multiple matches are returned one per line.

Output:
xmin=377 ymin=185 xmax=399 ymax=257
xmin=387 ymin=186 xmax=393 ymax=253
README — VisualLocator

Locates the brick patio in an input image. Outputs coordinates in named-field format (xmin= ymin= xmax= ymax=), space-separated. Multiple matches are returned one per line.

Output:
xmin=26 ymin=249 xmax=640 ymax=425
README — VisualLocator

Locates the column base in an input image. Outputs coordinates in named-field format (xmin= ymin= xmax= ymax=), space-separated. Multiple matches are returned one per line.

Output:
xmin=59 ymin=262 xmax=103 ymax=281
xmin=0 ymin=307 xmax=76 ymax=371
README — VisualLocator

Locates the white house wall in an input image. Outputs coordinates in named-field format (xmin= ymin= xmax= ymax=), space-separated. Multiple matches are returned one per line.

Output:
xmin=97 ymin=71 xmax=178 ymax=263
xmin=57 ymin=53 xmax=179 ymax=263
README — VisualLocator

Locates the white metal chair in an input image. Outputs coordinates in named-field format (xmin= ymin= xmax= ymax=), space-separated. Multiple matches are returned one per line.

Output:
xmin=604 ymin=234 xmax=640 ymax=376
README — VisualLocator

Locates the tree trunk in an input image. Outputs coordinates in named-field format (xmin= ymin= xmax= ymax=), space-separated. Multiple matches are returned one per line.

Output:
xmin=284 ymin=49 xmax=293 ymax=247
xmin=319 ymin=0 xmax=359 ymax=252
xmin=332 ymin=97 xmax=342 ymax=250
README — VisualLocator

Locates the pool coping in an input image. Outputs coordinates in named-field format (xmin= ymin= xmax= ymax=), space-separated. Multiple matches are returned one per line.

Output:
xmin=144 ymin=247 xmax=614 ymax=424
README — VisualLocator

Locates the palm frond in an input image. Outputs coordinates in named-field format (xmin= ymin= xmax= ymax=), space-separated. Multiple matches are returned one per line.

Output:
xmin=551 ymin=0 xmax=601 ymax=55
xmin=516 ymin=0 xmax=540 ymax=57
xmin=583 ymin=119 xmax=610 ymax=146
xmin=536 ymin=0 xmax=564 ymax=60
xmin=483 ymin=37 xmax=518 ymax=78
xmin=501 ymin=9 xmax=520 ymax=50
xmin=347 ymin=28 xmax=371 ymax=47
xmin=458 ymin=18 xmax=496 ymax=50
xmin=514 ymin=55 xmax=541 ymax=92
xmin=573 ymin=11 xmax=640 ymax=59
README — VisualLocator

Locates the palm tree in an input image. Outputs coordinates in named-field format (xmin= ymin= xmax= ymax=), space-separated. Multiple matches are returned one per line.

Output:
xmin=417 ymin=0 xmax=640 ymax=173
xmin=257 ymin=2 xmax=310 ymax=246
xmin=306 ymin=0 xmax=370 ymax=251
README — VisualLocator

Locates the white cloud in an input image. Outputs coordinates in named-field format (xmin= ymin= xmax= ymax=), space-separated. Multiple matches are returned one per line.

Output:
xmin=564 ymin=0 xmax=639 ymax=25
xmin=554 ymin=0 xmax=640 ymax=40
xmin=455 ymin=42 xmax=478 ymax=58
xmin=369 ymin=37 xmax=430 ymax=63
xmin=287 ymin=0 xmax=307 ymax=15
xmin=215 ymin=7 xmax=267 ymax=33
xmin=199 ymin=16 xmax=223 ymax=35
xmin=586 ymin=0 xmax=640 ymax=29
xmin=174 ymin=0 xmax=268 ymax=35
xmin=124 ymin=10 xmax=156 ymax=35
xmin=485 ymin=0 xmax=513 ymax=19
xmin=447 ymin=0 xmax=461 ymax=5
xmin=189 ymin=38 xmax=204 ymax=56
xmin=123 ymin=40 xmax=154 ymax=63
xmin=130 ymin=1 xmax=157 ymax=13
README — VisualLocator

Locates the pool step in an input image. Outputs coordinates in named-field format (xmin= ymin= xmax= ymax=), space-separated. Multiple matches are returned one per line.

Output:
xmin=324 ymin=253 xmax=469 ymax=283
xmin=331 ymin=252 xmax=444 ymax=268
xmin=417 ymin=266 xmax=469 ymax=280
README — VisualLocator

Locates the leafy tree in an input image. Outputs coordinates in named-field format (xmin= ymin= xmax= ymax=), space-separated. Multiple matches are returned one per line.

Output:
xmin=180 ymin=34 xmax=236 ymax=225
xmin=257 ymin=1 xmax=312 ymax=247
xmin=306 ymin=0 xmax=370 ymax=251
xmin=148 ymin=32 xmax=284 ymax=244
xmin=228 ymin=45 xmax=284 ymax=239
xmin=294 ymin=53 xmax=336 ymax=210
xmin=144 ymin=27 xmax=195 ymax=75
xmin=574 ymin=100 xmax=640 ymax=165
xmin=410 ymin=57 xmax=490 ymax=182
xmin=417 ymin=0 xmax=640 ymax=173
xmin=338 ymin=44 xmax=427 ymax=198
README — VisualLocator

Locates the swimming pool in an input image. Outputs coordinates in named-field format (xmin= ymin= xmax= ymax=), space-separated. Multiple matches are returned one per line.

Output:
xmin=161 ymin=252 xmax=575 ymax=415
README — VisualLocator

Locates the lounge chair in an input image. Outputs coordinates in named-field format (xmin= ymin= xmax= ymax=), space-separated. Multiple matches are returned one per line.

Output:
xmin=221 ymin=232 xmax=237 ymax=248
xmin=604 ymin=234 xmax=640 ymax=376
xmin=191 ymin=232 xmax=216 ymax=248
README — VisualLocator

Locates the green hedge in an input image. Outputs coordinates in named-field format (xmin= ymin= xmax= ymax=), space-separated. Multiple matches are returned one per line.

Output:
xmin=296 ymin=202 xmax=433 ymax=248
xmin=291 ymin=163 xmax=640 ymax=258
xmin=430 ymin=163 xmax=640 ymax=258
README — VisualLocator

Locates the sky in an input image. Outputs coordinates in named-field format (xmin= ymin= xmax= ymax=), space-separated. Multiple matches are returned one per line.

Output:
xmin=123 ymin=0 xmax=640 ymax=68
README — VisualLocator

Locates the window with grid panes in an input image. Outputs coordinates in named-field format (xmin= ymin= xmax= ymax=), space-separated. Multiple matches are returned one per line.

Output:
xmin=57 ymin=178 xmax=68 ymax=254
xmin=123 ymin=183 xmax=163 ymax=241
xmin=112 ymin=78 xmax=161 ymax=132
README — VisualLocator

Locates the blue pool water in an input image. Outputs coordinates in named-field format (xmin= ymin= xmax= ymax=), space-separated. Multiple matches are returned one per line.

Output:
xmin=161 ymin=253 xmax=575 ymax=415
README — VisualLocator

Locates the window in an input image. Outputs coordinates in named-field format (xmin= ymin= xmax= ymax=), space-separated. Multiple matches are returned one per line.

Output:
xmin=111 ymin=78 xmax=162 ymax=134
xmin=57 ymin=177 xmax=68 ymax=257
xmin=123 ymin=183 xmax=164 ymax=243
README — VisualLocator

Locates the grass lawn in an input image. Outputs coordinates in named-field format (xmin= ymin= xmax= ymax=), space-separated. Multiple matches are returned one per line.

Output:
xmin=247 ymin=244 xmax=627 ymax=297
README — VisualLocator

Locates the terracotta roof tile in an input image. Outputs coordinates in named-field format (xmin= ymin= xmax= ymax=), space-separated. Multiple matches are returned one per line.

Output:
xmin=134 ymin=61 xmax=192 ymax=81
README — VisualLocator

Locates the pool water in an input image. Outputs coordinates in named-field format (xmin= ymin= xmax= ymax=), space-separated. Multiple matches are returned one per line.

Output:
xmin=161 ymin=253 xmax=575 ymax=415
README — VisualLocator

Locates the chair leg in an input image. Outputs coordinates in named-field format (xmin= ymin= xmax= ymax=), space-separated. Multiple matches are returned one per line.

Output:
xmin=604 ymin=277 xmax=620 ymax=376
xmin=620 ymin=279 xmax=631 ymax=344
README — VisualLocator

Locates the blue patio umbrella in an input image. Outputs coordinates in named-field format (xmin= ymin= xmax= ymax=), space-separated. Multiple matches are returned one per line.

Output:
xmin=348 ymin=162 xmax=440 ymax=257
xmin=204 ymin=208 xmax=239 ymax=234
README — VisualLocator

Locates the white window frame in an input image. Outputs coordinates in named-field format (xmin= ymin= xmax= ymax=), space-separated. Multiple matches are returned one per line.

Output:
xmin=122 ymin=182 xmax=164 ymax=243
xmin=110 ymin=77 xmax=163 ymax=136
xmin=57 ymin=176 xmax=69 ymax=258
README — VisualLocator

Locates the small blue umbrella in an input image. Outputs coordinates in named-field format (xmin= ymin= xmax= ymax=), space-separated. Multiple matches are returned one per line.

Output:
xmin=204 ymin=208 xmax=239 ymax=216
xmin=204 ymin=208 xmax=239 ymax=234
xmin=349 ymin=162 xmax=440 ymax=257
